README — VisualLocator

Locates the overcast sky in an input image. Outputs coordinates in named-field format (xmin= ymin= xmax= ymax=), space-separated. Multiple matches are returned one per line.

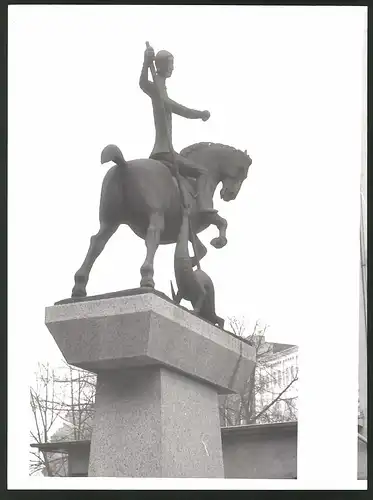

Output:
xmin=8 ymin=5 xmax=367 ymax=488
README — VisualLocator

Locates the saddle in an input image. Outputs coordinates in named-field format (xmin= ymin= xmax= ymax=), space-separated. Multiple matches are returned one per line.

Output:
xmin=155 ymin=157 xmax=197 ymax=200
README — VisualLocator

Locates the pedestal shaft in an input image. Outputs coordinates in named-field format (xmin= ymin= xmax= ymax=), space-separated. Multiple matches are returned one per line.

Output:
xmin=89 ymin=366 xmax=224 ymax=477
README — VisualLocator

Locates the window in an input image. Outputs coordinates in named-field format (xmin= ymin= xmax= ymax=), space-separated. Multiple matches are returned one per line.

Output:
xmin=291 ymin=365 xmax=295 ymax=378
xmin=285 ymin=367 xmax=290 ymax=385
xmin=278 ymin=370 xmax=282 ymax=387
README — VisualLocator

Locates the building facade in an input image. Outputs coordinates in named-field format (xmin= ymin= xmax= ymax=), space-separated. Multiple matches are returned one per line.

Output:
xmin=255 ymin=345 xmax=299 ymax=423
xmin=219 ymin=336 xmax=299 ymax=427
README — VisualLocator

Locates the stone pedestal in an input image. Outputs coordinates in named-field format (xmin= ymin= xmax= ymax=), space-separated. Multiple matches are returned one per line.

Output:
xmin=45 ymin=290 xmax=256 ymax=478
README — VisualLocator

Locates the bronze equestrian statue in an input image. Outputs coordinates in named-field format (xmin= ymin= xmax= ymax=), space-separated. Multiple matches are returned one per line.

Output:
xmin=71 ymin=44 xmax=252 ymax=298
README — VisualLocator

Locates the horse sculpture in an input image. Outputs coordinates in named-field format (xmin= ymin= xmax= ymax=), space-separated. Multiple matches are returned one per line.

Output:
xmin=71 ymin=141 xmax=252 ymax=298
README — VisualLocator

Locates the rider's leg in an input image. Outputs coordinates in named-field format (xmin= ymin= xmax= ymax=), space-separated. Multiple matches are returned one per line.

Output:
xmin=174 ymin=154 xmax=217 ymax=215
xmin=174 ymin=154 xmax=228 ymax=249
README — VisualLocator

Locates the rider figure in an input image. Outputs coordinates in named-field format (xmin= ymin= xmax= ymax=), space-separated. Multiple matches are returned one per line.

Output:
xmin=140 ymin=45 xmax=217 ymax=216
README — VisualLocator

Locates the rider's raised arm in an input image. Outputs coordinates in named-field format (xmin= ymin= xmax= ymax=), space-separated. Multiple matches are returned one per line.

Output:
xmin=139 ymin=61 xmax=157 ymax=98
xmin=166 ymin=98 xmax=204 ymax=119
xmin=140 ymin=46 xmax=157 ymax=98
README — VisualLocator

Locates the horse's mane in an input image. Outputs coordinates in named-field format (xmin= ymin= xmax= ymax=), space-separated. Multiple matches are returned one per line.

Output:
xmin=180 ymin=142 xmax=245 ymax=158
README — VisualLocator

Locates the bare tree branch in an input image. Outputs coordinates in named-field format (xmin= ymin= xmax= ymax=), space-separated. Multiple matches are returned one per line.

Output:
xmin=220 ymin=317 xmax=298 ymax=426
xmin=29 ymin=361 xmax=96 ymax=476
xmin=249 ymin=376 xmax=298 ymax=424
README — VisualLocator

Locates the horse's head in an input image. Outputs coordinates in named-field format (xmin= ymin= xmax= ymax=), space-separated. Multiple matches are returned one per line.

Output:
xmin=219 ymin=148 xmax=252 ymax=202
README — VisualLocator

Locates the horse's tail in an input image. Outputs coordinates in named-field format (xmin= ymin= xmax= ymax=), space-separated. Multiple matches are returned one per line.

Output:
xmin=101 ymin=144 xmax=127 ymax=167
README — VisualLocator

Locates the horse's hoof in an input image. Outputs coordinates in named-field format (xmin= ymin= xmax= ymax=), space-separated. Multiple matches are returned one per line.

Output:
xmin=140 ymin=278 xmax=155 ymax=288
xmin=216 ymin=317 xmax=225 ymax=329
xmin=210 ymin=236 xmax=227 ymax=249
xmin=71 ymin=286 xmax=87 ymax=298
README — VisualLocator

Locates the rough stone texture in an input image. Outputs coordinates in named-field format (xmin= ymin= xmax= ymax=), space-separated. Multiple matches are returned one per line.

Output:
xmin=35 ymin=422 xmax=298 ymax=479
xmin=89 ymin=366 xmax=162 ymax=477
xmin=45 ymin=293 xmax=255 ymax=394
xmin=45 ymin=292 xmax=255 ymax=478
xmin=88 ymin=366 xmax=224 ymax=477
xmin=160 ymin=368 xmax=223 ymax=477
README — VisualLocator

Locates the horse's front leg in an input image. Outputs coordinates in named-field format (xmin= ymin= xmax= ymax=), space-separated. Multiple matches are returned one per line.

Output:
xmin=140 ymin=212 xmax=165 ymax=288
xmin=208 ymin=213 xmax=228 ymax=249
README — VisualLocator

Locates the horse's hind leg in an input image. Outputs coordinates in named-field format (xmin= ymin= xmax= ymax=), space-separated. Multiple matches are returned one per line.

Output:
xmin=140 ymin=212 xmax=165 ymax=288
xmin=71 ymin=222 xmax=119 ymax=297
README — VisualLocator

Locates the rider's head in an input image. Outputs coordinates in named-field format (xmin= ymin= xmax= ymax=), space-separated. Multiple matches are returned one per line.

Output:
xmin=155 ymin=50 xmax=174 ymax=78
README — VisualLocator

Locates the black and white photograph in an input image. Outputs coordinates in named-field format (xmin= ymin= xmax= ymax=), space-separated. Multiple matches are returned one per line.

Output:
xmin=8 ymin=4 xmax=367 ymax=489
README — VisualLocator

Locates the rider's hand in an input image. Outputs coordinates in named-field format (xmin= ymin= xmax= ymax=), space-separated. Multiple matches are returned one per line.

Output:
xmin=200 ymin=110 xmax=210 ymax=122
xmin=144 ymin=46 xmax=155 ymax=64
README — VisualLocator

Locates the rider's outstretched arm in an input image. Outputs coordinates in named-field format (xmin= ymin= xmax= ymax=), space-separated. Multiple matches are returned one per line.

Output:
xmin=167 ymin=98 xmax=205 ymax=119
